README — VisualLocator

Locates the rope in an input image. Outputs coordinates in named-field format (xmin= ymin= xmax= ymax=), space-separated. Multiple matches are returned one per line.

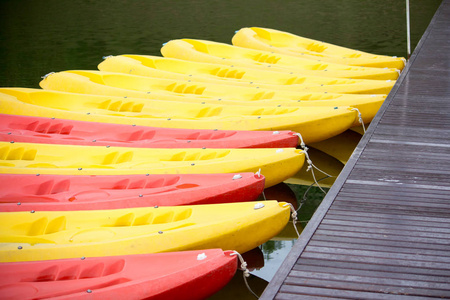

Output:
xmin=41 ymin=72 xmax=55 ymax=79
xmin=255 ymin=169 xmax=267 ymax=200
xmin=298 ymin=175 xmax=332 ymax=212
xmin=293 ymin=132 xmax=330 ymax=195
xmin=293 ymin=132 xmax=307 ymax=150
xmin=230 ymin=251 xmax=259 ymax=299
xmin=351 ymin=108 xmax=366 ymax=134
xmin=261 ymin=190 xmax=267 ymax=201
xmin=283 ymin=203 xmax=300 ymax=238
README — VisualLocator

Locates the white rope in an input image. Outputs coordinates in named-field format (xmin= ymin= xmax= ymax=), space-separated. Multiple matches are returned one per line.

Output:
xmin=293 ymin=132 xmax=330 ymax=194
xmin=351 ymin=108 xmax=366 ymax=134
xmin=261 ymin=190 xmax=266 ymax=201
xmin=230 ymin=251 xmax=259 ymax=299
xmin=41 ymin=72 xmax=55 ymax=79
xmin=255 ymin=169 xmax=267 ymax=200
xmin=298 ymin=176 xmax=332 ymax=212
xmin=283 ymin=203 xmax=300 ymax=238
xmin=293 ymin=132 xmax=307 ymax=150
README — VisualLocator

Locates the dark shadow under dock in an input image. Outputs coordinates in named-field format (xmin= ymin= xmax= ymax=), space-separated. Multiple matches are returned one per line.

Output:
xmin=261 ymin=0 xmax=450 ymax=298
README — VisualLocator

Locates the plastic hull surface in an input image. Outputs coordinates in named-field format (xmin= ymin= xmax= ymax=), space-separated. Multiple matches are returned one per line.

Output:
xmin=232 ymin=27 xmax=405 ymax=70
xmin=0 ymin=173 xmax=265 ymax=211
xmin=161 ymin=39 xmax=400 ymax=80
xmin=0 ymin=141 xmax=304 ymax=187
xmin=99 ymin=54 xmax=395 ymax=94
xmin=0 ymin=249 xmax=237 ymax=300
xmin=1 ymin=88 xmax=359 ymax=143
xmin=0 ymin=114 xmax=298 ymax=149
xmin=0 ymin=201 xmax=290 ymax=262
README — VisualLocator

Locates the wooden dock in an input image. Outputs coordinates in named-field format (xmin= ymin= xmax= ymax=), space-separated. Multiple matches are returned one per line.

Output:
xmin=261 ymin=0 xmax=450 ymax=299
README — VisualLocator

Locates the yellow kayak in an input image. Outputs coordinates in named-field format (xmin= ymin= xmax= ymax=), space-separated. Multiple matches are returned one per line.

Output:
xmin=1 ymin=88 xmax=358 ymax=144
xmin=0 ymin=142 xmax=304 ymax=188
xmin=0 ymin=200 xmax=290 ymax=262
xmin=160 ymin=39 xmax=400 ymax=80
xmin=39 ymin=71 xmax=383 ymax=125
xmin=232 ymin=27 xmax=405 ymax=70
xmin=99 ymin=54 xmax=395 ymax=94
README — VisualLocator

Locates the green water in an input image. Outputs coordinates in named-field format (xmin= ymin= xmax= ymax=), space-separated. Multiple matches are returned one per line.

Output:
xmin=0 ymin=0 xmax=441 ymax=298
xmin=0 ymin=0 xmax=441 ymax=88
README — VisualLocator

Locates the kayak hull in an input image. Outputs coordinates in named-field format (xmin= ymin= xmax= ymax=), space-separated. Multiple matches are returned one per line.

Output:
xmin=1 ymin=88 xmax=358 ymax=144
xmin=0 ymin=114 xmax=298 ymax=149
xmin=0 ymin=249 xmax=237 ymax=300
xmin=0 ymin=142 xmax=305 ymax=188
xmin=232 ymin=27 xmax=405 ymax=70
xmin=99 ymin=55 xmax=396 ymax=94
xmin=0 ymin=173 xmax=265 ymax=212
xmin=0 ymin=201 xmax=290 ymax=262
xmin=161 ymin=39 xmax=400 ymax=80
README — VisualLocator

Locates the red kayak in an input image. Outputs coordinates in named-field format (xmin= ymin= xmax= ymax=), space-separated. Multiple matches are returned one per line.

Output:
xmin=0 ymin=173 xmax=265 ymax=212
xmin=0 ymin=249 xmax=237 ymax=300
xmin=0 ymin=114 xmax=298 ymax=148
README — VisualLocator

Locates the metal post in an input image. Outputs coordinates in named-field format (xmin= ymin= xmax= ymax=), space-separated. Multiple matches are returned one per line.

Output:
xmin=406 ymin=0 xmax=411 ymax=58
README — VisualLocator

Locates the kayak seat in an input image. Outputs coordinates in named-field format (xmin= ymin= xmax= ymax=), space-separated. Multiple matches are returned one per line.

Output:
xmin=305 ymin=42 xmax=328 ymax=53
xmin=165 ymin=82 xmax=206 ymax=95
xmin=33 ymin=179 xmax=71 ymax=195
xmin=210 ymin=67 xmax=245 ymax=79
xmin=98 ymin=99 xmax=144 ymax=113
xmin=101 ymin=151 xmax=134 ymax=165
xmin=252 ymin=53 xmax=281 ymax=64
xmin=25 ymin=216 xmax=67 ymax=236
xmin=31 ymin=259 xmax=126 ymax=281
xmin=0 ymin=146 xmax=37 ymax=161
xmin=185 ymin=131 xmax=236 ymax=140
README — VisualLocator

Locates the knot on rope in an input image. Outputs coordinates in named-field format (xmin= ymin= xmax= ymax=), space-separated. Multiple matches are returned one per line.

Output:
xmin=255 ymin=168 xmax=261 ymax=178
xmin=293 ymin=132 xmax=307 ymax=150
xmin=102 ymin=55 xmax=113 ymax=60
xmin=302 ymin=148 xmax=331 ymax=195
xmin=231 ymin=251 xmax=250 ymax=277
xmin=230 ymin=251 xmax=259 ymax=298
xmin=351 ymin=107 xmax=366 ymax=134
xmin=283 ymin=203 xmax=300 ymax=238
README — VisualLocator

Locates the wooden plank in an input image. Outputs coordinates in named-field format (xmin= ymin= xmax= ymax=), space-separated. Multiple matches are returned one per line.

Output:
xmin=326 ymin=209 xmax=450 ymax=223
xmin=334 ymin=194 xmax=450 ymax=207
xmin=303 ymin=246 xmax=450 ymax=264
xmin=295 ymin=258 xmax=450 ymax=277
xmin=324 ymin=213 xmax=450 ymax=227
xmin=345 ymin=179 xmax=450 ymax=191
xmin=310 ymin=235 xmax=450 ymax=252
xmin=277 ymin=285 xmax=438 ymax=300
xmin=319 ymin=219 xmax=450 ymax=234
xmin=308 ymin=240 xmax=450 ymax=257
xmin=300 ymin=252 xmax=450 ymax=270
xmin=287 ymin=271 xmax=450 ymax=292
xmin=313 ymin=229 xmax=450 ymax=246
xmin=315 ymin=225 xmax=450 ymax=241
xmin=283 ymin=276 xmax=450 ymax=298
